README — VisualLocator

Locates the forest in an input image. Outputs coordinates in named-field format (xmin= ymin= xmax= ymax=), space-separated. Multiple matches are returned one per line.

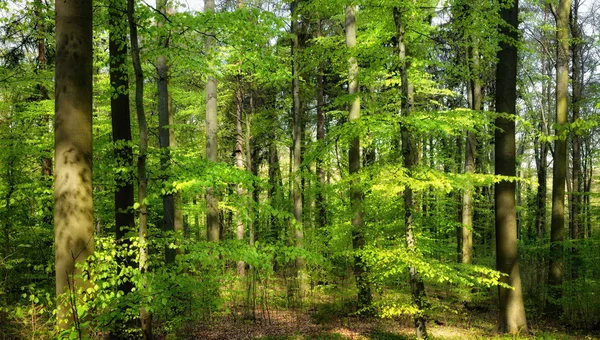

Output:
xmin=0 ymin=0 xmax=599 ymax=338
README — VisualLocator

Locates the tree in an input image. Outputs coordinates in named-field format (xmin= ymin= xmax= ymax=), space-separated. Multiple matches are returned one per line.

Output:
xmin=548 ymin=0 xmax=571 ymax=315
xmin=495 ymin=0 xmax=527 ymax=333
xmin=394 ymin=6 xmax=426 ymax=338
xmin=291 ymin=0 xmax=308 ymax=299
xmin=569 ymin=0 xmax=583 ymax=277
xmin=109 ymin=0 xmax=134 ymax=295
xmin=127 ymin=0 xmax=152 ymax=336
xmin=346 ymin=3 xmax=371 ymax=312
xmin=205 ymin=0 xmax=220 ymax=243
xmin=54 ymin=0 xmax=94 ymax=328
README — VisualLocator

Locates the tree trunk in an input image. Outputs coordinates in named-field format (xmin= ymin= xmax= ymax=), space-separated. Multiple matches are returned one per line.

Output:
xmin=205 ymin=0 xmax=220 ymax=243
xmin=156 ymin=0 xmax=176 ymax=264
xmin=548 ymin=0 xmax=571 ymax=315
xmin=109 ymin=0 xmax=134 ymax=297
xmin=290 ymin=0 xmax=308 ymax=299
xmin=569 ymin=0 xmax=583 ymax=278
xmin=346 ymin=4 xmax=371 ymax=313
xmin=315 ymin=18 xmax=327 ymax=229
xmin=394 ymin=7 xmax=426 ymax=338
xmin=235 ymin=82 xmax=246 ymax=276
xmin=127 ymin=0 xmax=152 ymax=336
xmin=495 ymin=0 xmax=527 ymax=333
xmin=461 ymin=43 xmax=481 ymax=265
xmin=54 ymin=0 xmax=94 ymax=329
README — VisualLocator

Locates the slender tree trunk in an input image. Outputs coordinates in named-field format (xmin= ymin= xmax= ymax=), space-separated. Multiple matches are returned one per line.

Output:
xmin=54 ymin=0 xmax=94 ymax=328
xmin=109 ymin=0 xmax=134 ymax=297
xmin=205 ymin=0 xmax=220 ymax=243
xmin=548 ymin=0 xmax=571 ymax=315
xmin=346 ymin=4 xmax=371 ymax=313
xmin=156 ymin=0 xmax=176 ymax=264
xmin=461 ymin=43 xmax=481 ymax=265
xmin=394 ymin=7 xmax=426 ymax=337
xmin=127 ymin=0 xmax=152 ymax=336
xmin=235 ymin=82 xmax=246 ymax=276
xmin=315 ymin=18 xmax=327 ymax=229
xmin=569 ymin=0 xmax=583 ymax=278
xmin=291 ymin=0 xmax=307 ymax=299
xmin=35 ymin=0 xmax=53 ymax=232
xmin=495 ymin=0 xmax=527 ymax=333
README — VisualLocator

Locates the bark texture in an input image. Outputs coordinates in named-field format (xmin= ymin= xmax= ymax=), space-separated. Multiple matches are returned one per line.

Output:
xmin=495 ymin=0 xmax=527 ymax=333
xmin=109 ymin=0 xmax=134 ymax=296
xmin=548 ymin=0 xmax=571 ymax=315
xmin=54 ymin=0 xmax=94 ymax=328
xmin=205 ymin=0 xmax=220 ymax=243
xmin=347 ymin=4 xmax=371 ymax=312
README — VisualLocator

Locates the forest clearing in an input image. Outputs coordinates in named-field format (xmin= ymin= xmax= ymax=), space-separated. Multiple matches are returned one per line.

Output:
xmin=1 ymin=0 xmax=600 ymax=338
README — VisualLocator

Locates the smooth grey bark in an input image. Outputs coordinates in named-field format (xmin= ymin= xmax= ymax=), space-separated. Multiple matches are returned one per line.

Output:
xmin=235 ymin=82 xmax=246 ymax=276
xmin=205 ymin=0 xmax=220 ymax=243
xmin=495 ymin=0 xmax=527 ymax=333
xmin=54 ymin=0 xmax=94 ymax=328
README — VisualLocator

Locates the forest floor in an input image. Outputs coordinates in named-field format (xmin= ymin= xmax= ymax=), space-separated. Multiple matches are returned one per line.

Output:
xmin=183 ymin=307 xmax=600 ymax=340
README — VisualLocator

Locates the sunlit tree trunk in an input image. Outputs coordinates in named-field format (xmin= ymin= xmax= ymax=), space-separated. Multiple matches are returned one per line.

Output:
xmin=461 ymin=43 xmax=481 ymax=265
xmin=548 ymin=0 xmax=571 ymax=315
xmin=495 ymin=0 xmax=527 ymax=333
xmin=54 ymin=0 xmax=94 ymax=329
xmin=346 ymin=4 xmax=371 ymax=313
xmin=235 ymin=82 xmax=246 ymax=276
xmin=205 ymin=0 xmax=220 ymax=243
xmin=394 ymin=7 xmax=425 ymax=338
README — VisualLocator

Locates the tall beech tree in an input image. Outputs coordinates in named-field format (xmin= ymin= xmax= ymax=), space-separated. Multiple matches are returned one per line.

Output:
xmin=54 ymin=0 xmax=94 ymax=328
xmin=569 ymin=0 xmax=583 ymax=277
xmin=291 ymin=0 xmax=307 ymax=298
xmin=394 ymin=6 xmax=426 ymax=338
xmin=548 ymin=0 xmax=571 ymax=315
xmin=346 ymin=3 xmax=371 ymax=312
xmin=109 ymin=0 xmax=134 ymax=296
xmin=495 ymin=0 xmax=527 ymax=333
xmin=128 ymin=0 xmax=152 ymax=336
xmin=205 ymin=0 xmax=220 ymax=243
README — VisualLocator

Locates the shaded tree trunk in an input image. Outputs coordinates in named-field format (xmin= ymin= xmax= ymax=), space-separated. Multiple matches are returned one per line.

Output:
xmin=127 ymin=0 xmax=152 ymax=336
xmin=54 ymin=0 xmax=94 ymax=328
xmin=569 ymin=0 xmax=583 ymax=278
xmin=109 ymin=0 xmax=134 ymax=297
xmin=548 ymin=0 xmax=571 ymax=315
xmin=495 ymin=0 xmax=527 ymax=333
xmin=156 ymin=0 xmax=176 ymax=264
xmin=315 ymin=17 xmax=327 ymax=230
